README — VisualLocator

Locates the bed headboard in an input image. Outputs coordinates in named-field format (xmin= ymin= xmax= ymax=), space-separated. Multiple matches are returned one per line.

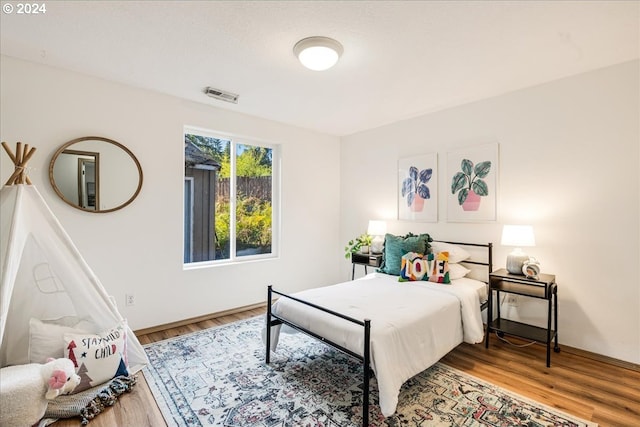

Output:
xmin=432 ymin=240 xmax=493 ymax=283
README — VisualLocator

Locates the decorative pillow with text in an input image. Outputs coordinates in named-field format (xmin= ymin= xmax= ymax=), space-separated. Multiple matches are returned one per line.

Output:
xmin=64 ymin=322 xmax=129 ymax=393
xmin=399 ymin=252 xmax=429 ymax=281
xmin=427 ymin=251 xmax=450 ymax=284
xmin=399 ymin=251 xmax=451 ymax=284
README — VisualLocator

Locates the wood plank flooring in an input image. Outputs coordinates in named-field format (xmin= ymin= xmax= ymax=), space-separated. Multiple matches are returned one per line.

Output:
xmin=52 ymin=307 xmax=639 ymax=427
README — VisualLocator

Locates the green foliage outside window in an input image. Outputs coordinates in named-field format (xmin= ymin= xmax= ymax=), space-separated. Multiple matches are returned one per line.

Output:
xmin=215 ymin=196 xmax=272 ymax=255
xmin=220 ymin=145 xmax=272 ymax=178
xmin=235 ymin=196 xmax=272 ymax=248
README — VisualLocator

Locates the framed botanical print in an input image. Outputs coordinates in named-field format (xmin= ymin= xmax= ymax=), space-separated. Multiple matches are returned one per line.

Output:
xmin=398 ymin=153 xmax=438 ymax=222
xmin=447 ymin=143 xmax=498 ymax=222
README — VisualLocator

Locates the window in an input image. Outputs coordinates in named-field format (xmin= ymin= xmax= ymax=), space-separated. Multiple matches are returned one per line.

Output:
xmin=184 ymin=128 xmax=278 ymax=264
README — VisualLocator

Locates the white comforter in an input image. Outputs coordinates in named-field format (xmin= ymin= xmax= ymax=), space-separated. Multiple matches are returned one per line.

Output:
xmin=269 ymin=273 xmax=485 ymax=417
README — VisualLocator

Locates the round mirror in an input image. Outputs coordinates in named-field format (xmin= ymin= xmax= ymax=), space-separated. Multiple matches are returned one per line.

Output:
xmin=49 ymin=136 xmax=143 ymax=213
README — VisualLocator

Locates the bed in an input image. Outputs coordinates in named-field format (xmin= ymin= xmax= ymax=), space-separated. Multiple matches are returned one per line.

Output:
xmin=265 ymin=239 xmax=493 ymax=426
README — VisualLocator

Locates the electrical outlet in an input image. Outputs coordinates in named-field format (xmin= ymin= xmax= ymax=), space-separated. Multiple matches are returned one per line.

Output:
xmin=507 ymin=295 xmax=518 ymax=306
xmin=125 ymin=294 xmax=135 ymax=307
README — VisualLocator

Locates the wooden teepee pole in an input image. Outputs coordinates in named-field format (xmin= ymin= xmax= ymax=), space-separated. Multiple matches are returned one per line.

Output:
xmin=2 ymin=141 xmax=37 ymax=185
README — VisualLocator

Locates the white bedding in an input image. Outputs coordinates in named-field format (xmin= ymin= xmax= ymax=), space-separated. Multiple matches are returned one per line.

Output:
xmin=269 ymin=272 xmax=485 ymax=417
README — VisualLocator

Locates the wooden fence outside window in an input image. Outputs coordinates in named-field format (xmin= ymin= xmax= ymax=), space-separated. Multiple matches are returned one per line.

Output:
xmin=216 ymin=176 xmax=272 ymax=201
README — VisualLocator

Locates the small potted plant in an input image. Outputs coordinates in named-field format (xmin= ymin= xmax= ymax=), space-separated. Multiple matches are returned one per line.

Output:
xmin=451 ymin=159 xmax=492 ymax=211
xmin=344 ymin=233 xmax=373 ymax=258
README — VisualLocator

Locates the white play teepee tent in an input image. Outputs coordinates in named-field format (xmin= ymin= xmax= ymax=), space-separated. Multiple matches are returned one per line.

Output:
xmin=0 ymin=142 xmax=147 ymax=372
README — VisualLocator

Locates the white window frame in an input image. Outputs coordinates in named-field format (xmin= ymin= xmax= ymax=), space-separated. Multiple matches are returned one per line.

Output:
xmin=183 ymin=126 xmax=280 ymax=269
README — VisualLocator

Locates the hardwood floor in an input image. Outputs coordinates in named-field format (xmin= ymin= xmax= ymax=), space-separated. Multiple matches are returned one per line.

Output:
xmin=52 ymin=307 xmax=639 ymax=427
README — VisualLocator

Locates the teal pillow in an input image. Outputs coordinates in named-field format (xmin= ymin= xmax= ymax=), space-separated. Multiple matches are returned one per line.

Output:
xmin=378 ymin=232 xmax=432 ymax=276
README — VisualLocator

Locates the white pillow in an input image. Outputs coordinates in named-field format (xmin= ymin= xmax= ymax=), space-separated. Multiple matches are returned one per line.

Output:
xmin=449 ymin=263 xmax=471 ymax=280
xmin=431 ymin=242 xmax=471 ymax=264
xmin=28 ymin=318 xmax=93 ymax=364
xmin=64 ymin=322 xmax=129 ymax=392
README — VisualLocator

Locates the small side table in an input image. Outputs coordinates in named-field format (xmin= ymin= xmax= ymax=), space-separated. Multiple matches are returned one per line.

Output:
xmin=351 ymin=253 xmax=382 ymax=279
xmin=485 ymin=268 xmax=560 ymax=367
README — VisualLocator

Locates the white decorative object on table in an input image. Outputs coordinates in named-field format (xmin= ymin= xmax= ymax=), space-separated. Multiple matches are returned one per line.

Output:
xmin=368 ymin=220 xmax=387 ymax=253
xmin=522 ymin=258 xmax=541 ymax=279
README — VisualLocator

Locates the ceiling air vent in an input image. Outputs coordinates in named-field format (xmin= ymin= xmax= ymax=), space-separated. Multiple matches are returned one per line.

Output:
xmin=204 ymin=87 xmax=239 ymax=104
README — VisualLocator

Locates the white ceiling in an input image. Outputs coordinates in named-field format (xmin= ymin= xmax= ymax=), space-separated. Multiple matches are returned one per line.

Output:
xmin=1 ymin=1 xmax=638 ymax=136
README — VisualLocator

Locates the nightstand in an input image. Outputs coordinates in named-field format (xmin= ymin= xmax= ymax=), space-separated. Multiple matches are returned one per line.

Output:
xmin=485 ymin=268 xmax=560 ymax=367
xmin=351 ymin=252 xmax=382 ymax=280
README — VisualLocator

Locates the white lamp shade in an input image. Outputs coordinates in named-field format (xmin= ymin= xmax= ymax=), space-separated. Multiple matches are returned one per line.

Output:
xmin=294 ymin=36 xmax=343 ymax=71
xmin=367 ymin=220 xmax=387 ymax=236
xmin=501 ymin=225 xmax=535 ymax=247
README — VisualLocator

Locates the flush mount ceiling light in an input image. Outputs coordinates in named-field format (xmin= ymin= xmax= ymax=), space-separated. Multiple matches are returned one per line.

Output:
xmin=293 ymin=36 xmax=343 ymax=71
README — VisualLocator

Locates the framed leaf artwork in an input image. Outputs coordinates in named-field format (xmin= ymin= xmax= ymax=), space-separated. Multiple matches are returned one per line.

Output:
xmin=398 ymin=153 xmax=438 ymax=222
xmin=447 ymin=143 xmax=498 ymax=222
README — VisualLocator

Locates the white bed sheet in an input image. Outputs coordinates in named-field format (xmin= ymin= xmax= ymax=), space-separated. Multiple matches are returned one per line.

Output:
xmin=269 ymin=272 xmax=485 ymax=417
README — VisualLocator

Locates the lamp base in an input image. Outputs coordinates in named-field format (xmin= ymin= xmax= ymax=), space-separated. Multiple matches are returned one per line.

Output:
xmin=506 ymin=252 xmax=529 ymax=275
xmin=371 ymin=235 xmax=384 ymax=254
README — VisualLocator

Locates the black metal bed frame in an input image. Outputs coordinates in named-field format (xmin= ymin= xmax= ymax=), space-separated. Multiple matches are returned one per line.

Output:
xmin=265 ymin=240 xmax=493 ymax=426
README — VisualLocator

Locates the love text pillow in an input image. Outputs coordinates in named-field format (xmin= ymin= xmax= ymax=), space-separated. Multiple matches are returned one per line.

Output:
xmin=399 ymin=251 xmax=451 ymax=284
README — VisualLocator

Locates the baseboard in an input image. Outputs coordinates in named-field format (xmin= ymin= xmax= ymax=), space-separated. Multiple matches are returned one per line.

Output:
xmin=133 ymin=302 xmax=266 ymax=336
xmin=561 ymin=344 xmax=640 ymax=372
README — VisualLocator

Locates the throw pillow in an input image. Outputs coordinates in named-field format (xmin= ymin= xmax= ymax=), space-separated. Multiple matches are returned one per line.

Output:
xmin=28 ymin=318 xmax=93 ymax=364
xmin=398 ymin=251 xmax=451 ymax=283
xmin=430 ymin=241 xmax=471 ymax=264
xmin=379 ymin=232 xmax=432 ymax=276
xmin=398 ymin=252 xmax=429 ymax=281
xmin=64 ymin=322 xmax=129 ymax=393
xmin=427 ymin=251 xmax=451 ymax=283
xmin=448 ymin=263 xmax=471 ymax=280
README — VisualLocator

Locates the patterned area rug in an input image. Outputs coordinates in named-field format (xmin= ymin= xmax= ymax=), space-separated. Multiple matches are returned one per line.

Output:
xmin=144 ymin=317 xmax=596 ymax=427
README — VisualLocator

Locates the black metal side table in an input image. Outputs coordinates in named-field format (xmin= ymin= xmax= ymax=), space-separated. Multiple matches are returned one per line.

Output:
xmin=351 ymin=253 xmax=382 ymax=280
xmin=485 ymin=268 xmax=560 ymax=367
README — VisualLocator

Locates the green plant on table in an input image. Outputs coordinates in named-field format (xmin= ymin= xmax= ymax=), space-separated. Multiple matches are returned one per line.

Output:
xmin=344 ymin=233 xmax=373 ymax=258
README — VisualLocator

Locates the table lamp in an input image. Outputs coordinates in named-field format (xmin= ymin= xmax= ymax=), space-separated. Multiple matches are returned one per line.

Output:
xmin=368 ymin=220 xmax=387 ymax=254
xmin=501 ymin=225 xmax=535 ymax=274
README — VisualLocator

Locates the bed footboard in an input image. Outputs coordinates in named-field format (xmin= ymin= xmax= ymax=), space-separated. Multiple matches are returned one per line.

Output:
xmin=265 ymin=285 xmax=372 ymax=427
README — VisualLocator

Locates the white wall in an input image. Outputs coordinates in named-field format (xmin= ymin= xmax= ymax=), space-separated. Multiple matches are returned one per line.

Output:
xmin=0 ymin=56 xmax=343 ymax=330
xmin=340 ymin=60 xmax=640 ymax=364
